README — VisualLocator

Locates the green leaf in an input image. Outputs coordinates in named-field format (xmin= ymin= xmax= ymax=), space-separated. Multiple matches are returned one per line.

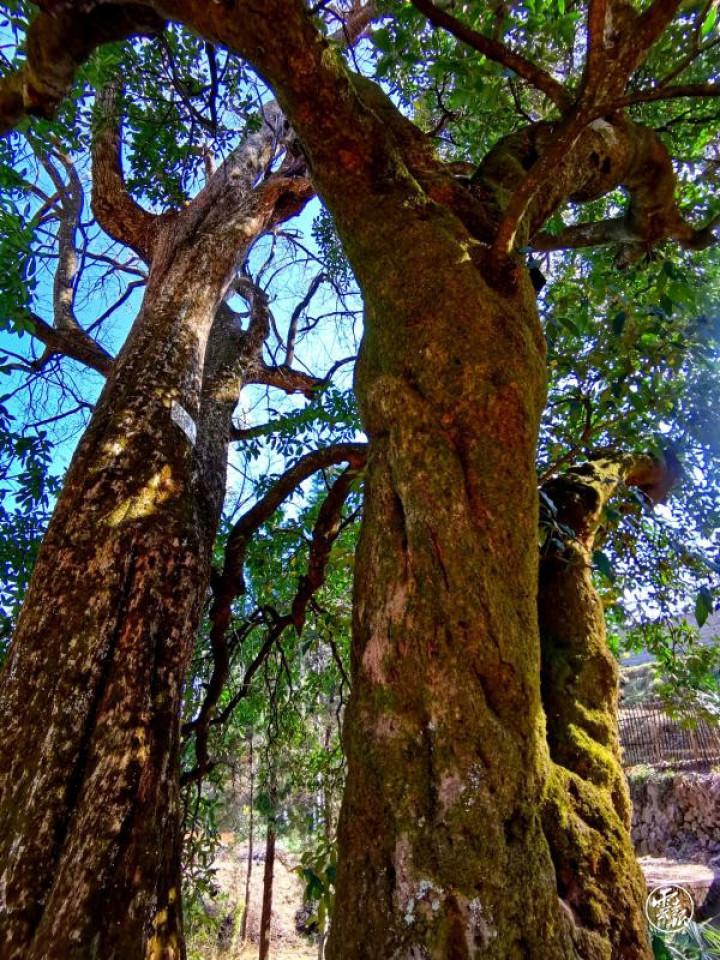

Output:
xmin=593 ymin=550 xmax=615 ymax=583
xmin=695 ymin=586 xmax=713 ymax=627
xmin=701 ymin=5 xmax=717 ymax=35
xmin=612 ymin=310 xmax=627 ymax=335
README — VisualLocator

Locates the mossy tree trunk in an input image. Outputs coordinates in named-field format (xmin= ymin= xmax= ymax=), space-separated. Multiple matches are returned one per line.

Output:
xmin=0 ymin=2 xmax=694 ymax=957
xmin=539 ymin=456 xmax=676 ymax=959
xmin=0 ymin=104 xmax=311 ymax=958
xmin=165 ymin=5 xmax=673 ymax=956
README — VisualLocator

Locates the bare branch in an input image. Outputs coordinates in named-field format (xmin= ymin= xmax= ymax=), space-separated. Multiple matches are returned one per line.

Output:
xmin=251 ymin=361 xmax=324 ymax=399
xmin=532 ymin=217 xmax=637 ymax=251
xmin=607 ymin=82 xmax=720 ymax=110
xmin=28 ymin=143 xmax=85 ymax=332
xmin=285 ymin=271 xmax=326 ymax=366
xmin=26 ymin=312 xmax=114 ymax=376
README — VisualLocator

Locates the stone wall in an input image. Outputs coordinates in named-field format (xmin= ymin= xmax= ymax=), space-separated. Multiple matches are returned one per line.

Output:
xmin=629 ymin=772 xmax=720 ymax=861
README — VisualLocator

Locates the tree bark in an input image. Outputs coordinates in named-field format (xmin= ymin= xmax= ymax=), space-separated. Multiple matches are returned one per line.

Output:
xmin=0 ymin=101 xmax=311 ymax=957
xmin=538 ymin=458 xmax=676 ymax=960
xmin=258 ymin=790 xmax=277 ymax=960
xmin=330 ymin=216 xmax=577 ymax=960
xmin=0 ymin=3 xmax=693 ymax=957
xmin=240 ymin=733 xmax=255 ymax=945
xmin=156 ymin=7 xmax=580 ymax=956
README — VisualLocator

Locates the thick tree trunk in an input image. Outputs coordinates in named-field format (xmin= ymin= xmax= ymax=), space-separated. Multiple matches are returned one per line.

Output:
xmin=195 ymin=24 xmax=578 ymax=954
xmin=0 ymin=83 xmax=310 ymax=954
xmin=538 ymin=459 xmax=667 ymax=960
xmin=0 ymin=258 xmax=229 ymax=958
xmin=319 ymin=194 xmax=576 ymax=957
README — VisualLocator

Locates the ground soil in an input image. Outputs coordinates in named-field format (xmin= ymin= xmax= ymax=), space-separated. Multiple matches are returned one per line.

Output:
xmin=188 ymin=834 xmax=317 ymax=959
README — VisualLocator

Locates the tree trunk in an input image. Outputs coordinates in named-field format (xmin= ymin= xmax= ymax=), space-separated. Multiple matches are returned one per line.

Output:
xmin=258 ymin=798 xmax=277 ymax=960
xmin=538 ymin=459 xmax=669 ymax=960
xmin=327 ymin=206 xmax=579 ymax=958
xmin=0 ymin=83 xmax=311 ymax=955
xmin=240 ymin=733 xmax=255 ymax=945
xmin=0 ymin=255 xmax=231 ymax=958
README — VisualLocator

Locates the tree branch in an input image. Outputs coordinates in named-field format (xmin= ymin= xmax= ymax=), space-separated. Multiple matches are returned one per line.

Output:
xmin=251 ymin=361 xmax=324 ymax=399
xmin=0 ymin=4 xmax=165 ymax=136
xmin=607 ymin=82 xmax=720 ymax=110
xmin=91 ymin=84 xmax=169 ymax=261
xmin=26 ymin=311 xmax=114 ymax=376
xmin=219 ymin=441 xmax=367 ymax=608
xmin=285 ymin=271 xmax=326 ymax=366
xmin=290 ymin=463 xmax=360 ymax=633
xmin=532 ymin=217 xmax=638 ymax=251
xmin=585 ymin=0 xmax=609 ymax=91
xmin=409 ymin=0 xmax=572 ymax=111
xmin=181 ymin=444 xmax=366 ymax=786
xmin=636 ymin=0 xmax=684 ymax=66
xmin=541 ymin=450 xmax=681 ymax=548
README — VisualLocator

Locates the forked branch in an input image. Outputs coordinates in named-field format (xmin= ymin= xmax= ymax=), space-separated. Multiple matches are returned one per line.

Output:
xmin=91 ymin=84 xmax=170 ymax=261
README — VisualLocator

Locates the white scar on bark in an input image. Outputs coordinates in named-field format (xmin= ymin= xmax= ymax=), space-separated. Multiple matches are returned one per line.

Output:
xmin=171 ymin=400 xmax=197 ymax=445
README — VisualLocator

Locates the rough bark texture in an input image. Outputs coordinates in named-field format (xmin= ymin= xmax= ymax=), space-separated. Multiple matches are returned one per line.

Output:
xmin=143 ymin=3 xmax=679 ymax=956
xmin=0 ymin=261 xmax=222 ymax=960
xmin=219 ymin=22 xmax=575 ymax=955
xmin=539 ymin=457 xmax=676 ymax=960
xmin=0 ymin=1 xmax=703 ymax=957
xmin=332 ymin=219 xmax=572 ymax=960
xmin=0 ymin=95 xmax=311 ymax=959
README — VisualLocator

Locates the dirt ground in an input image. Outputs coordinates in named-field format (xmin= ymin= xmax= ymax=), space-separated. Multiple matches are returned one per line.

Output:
xmin=188 ymin=833 xmax=318 ymax=959
xmin=235 ymin=950 xmax=315 ymax=959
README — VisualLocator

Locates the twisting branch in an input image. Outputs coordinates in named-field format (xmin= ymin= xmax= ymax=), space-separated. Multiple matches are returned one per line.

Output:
xmin=210 ymin=275 xmax=324 ymax=402
xmin=285 ymin=271 xmax=326 ymax=366
xmin=91 ymin=84 xmax=170 ymax=261
xmin=181 ymin=444 xmax=367 ymax=786
xmin=218 ymin=443 xmax=367 ymax=612
xmin=528 ymin=122 xmax=720 ymax=259
xmin=291 ymin=463 xmax=361 ymax=632
xmin=31 ymin=147 xmax=83 ymax=332
xmin=541 ymin=451 xmax=682 ymax=549
xmin=19 ymin=141 xmax=115 ymax=374
xmin=490 ymin=107 xmax=594 ymax=261
xmin=409 ymin=0 xmax=572 ymax=111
